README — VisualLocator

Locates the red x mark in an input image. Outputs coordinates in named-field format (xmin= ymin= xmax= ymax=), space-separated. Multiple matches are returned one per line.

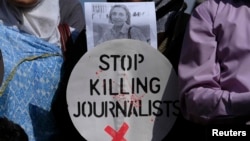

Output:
xmin=104 ymin=122 xmax=129 ymax=141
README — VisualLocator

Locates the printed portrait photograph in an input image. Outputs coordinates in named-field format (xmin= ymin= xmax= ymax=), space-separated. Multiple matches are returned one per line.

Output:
xmin=84 ymin=2 xmax=157 ymax=50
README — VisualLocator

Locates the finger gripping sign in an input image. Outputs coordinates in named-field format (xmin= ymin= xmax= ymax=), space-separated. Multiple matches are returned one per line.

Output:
xmin=67 ymin=39 xmax=179 ymax=141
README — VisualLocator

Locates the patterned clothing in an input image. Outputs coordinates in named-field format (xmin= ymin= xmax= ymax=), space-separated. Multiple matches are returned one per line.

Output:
xmin=0 ymin=0 xmax=85 ymax=140
xmin=0 ymin=23 xmax=63 ymax=141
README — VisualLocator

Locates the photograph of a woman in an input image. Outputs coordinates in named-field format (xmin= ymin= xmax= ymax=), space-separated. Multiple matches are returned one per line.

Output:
xmin=97 ymin=4 xmax=148 ymax=44
xmin=84 ymin=2 xmax=157 ymax=50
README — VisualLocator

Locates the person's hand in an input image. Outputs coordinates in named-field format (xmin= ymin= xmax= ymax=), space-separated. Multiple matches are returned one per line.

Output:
xmin=7 ymin=0 xmax=40 ymax=8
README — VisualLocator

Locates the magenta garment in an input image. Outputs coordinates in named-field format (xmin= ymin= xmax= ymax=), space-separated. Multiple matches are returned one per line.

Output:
xmin=178 ymin=0 xmax=250 ymax=123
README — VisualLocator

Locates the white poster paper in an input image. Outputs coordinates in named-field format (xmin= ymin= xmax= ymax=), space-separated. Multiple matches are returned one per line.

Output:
xmin=84 ymin=2 xmax=158 ymax=50
xmin=67 ymin=39 xmax=179 ymax=141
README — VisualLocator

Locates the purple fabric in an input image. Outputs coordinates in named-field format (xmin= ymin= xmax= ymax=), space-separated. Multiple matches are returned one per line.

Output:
xmin=178 ymin=0 xmax=250 ymax=123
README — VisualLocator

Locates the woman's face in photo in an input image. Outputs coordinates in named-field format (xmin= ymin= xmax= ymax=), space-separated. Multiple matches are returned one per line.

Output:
xmin=110 ymin=7 xmax=128 ymax=26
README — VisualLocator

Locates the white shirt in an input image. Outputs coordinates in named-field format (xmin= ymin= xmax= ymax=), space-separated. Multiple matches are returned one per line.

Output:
xmin=0 ymin=0 xmax=61 ymax=46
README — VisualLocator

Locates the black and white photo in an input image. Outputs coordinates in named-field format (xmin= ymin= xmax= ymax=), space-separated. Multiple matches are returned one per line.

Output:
xmin=84 ymin=2 xmax=157 ymax=50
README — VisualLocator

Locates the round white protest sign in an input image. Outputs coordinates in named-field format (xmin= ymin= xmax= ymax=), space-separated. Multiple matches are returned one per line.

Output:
xmin=67 ymin=39 xmax=179 ymax=141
